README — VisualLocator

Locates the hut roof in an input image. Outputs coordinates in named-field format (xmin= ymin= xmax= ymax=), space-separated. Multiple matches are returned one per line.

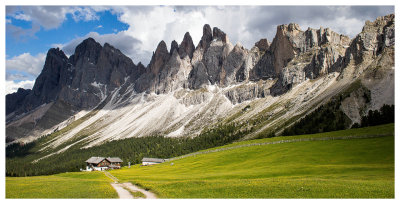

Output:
xmin=85 ymin=157 xmax=106 ymax=164
xmin=142 ymin=157 xmax=165 ymax=163
xmin=106 ymin=157 xmax=123 ymax=163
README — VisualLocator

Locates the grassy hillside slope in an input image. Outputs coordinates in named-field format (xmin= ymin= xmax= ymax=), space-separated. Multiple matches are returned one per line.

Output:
xmin=110 ymin=124 xmax=394 ymax=198
xmin=6 ymin=171 xmax=118 ymax=198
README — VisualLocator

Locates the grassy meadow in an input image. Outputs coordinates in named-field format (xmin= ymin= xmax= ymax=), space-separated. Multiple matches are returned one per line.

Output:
xmin=5 ymin=124 xmax=394 ymax=198
xmin=110 ymin=124 xmax=394 ymax=198
xmin=6 ymin=171 xmax=118 ymax=198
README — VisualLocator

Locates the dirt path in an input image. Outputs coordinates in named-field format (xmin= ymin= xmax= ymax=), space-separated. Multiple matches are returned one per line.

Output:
xmin=106 ymin=171 xmax=157 ymax=199
xmin=111 ymin=183 xmax=134 ymax=199
xmin=122 ymin=182 xmax=157 ymax=199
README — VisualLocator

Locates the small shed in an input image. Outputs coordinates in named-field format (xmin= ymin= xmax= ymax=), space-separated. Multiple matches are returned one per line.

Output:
xmin=142 ymin=157 xmax=166 ymax=166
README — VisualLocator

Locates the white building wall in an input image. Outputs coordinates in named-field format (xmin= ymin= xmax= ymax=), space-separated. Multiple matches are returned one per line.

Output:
xmin=142 ymin=161 xmax=161 ymax=166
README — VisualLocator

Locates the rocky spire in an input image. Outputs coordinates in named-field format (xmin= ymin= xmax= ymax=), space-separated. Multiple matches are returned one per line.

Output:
xmin=255 ymin=39 xmax=270 ymax=51
xmin=212 ymin=27 xmax=228 ymax=43
xmin=70 ymin=37 xmax=102 ymax=66
xmin=170 ymin=40 xmax=179 ymax=55
xmin=178 ymin=32 xmax=195 ymax=59
xmin=197 ymin=24 xmax=213 ymax=50
xmin=148 ymin=40 xmax=170 ymax=75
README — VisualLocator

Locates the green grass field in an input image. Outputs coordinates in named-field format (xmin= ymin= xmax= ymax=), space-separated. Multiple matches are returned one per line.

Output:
xmin=5 ymin=124 xmax=394 ymax=198
xmin=6 ymin=171 xmax=118 ymax=198
xmin=110 ymin=124 xmax=394 ymax=198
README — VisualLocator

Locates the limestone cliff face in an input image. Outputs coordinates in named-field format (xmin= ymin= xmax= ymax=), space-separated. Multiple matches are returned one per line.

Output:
xmin=268 ymin=23 xmax=351 ymax=95
xmin=343 ymin=14 xmax=395 ymax=77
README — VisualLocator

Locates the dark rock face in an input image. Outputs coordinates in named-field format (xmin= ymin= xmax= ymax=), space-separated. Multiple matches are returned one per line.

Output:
xmin=135 ymin=40 xmax=171 ymax=93
xmin=188 ymin=62 xmax=209 ymax=89
xmin=61 ymin=39 xmax=143 ymax=108
xmin=7 ymin=37 xmax=144 ymax=118
xmin=255 ymin=39 xmax=270 ymax=51
xmin=11 ymin=48 xmax=70 ymax=115
xmin=249 ymin=51 xmax=275 ymax=80
xmin=170 ymin=40 xmax=179 ymax=55
xmin=6 ymin=88 xmax=31 ymax=115
xmin=198 ymin=24 xmax=213 ymax=51
xmin=149 ymin=41 xmax=170 ymax=75
xmin=221 ymin=43 xmax=247 ymax=86
xmin=178 ymin=32 xmax=195 ymax=59
xmin=213 ymin=27 xmax=228 ymax=43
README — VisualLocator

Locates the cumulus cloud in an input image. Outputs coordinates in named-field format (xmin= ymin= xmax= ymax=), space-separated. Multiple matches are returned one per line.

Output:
xmin=6 ymin=6 xmax=108 ymax=40
xmin=6 ymin=80 xmax=35 ymax=94
xmin=6 ymin=52 xmax=46 ymax=78
xmin=6 ymin=6 xmax=104 ymax=30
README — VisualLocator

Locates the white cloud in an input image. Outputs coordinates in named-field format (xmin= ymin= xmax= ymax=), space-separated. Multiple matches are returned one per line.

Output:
xmin=6 ymin=80 xmax=35 ymax=94
xmin=6 ymin=6 xmax=108 ymax=40
xmin=70 ymin=6 xmax=101 ymax=22
xmin=96 ymin=25 xmax=103 ymax=29
xmin=6 ymin=53 xmax=46 ymax=78
xmin=13 ymin=13 xmax=32 ymax=21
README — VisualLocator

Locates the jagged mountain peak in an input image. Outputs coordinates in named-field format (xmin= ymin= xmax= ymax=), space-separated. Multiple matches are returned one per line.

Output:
xmin=197 ymin=24 xmax=213 ymax=50
xmin=48 ymin=47 xmax=68 ymax=57
xmin=212 ymin=26 xmax=229 ymax=43
xmin=178 ymin=32 xmax=195 ymax=59
xmin=170 ymin=40 xmax=179 ymax=55
xmin=255 ymin=39 xmax=270 ymax=51
xmin=6 ymin=14 xmax=395 ymax=146
xmin=154 ymin=40 xmax=169 ymax=56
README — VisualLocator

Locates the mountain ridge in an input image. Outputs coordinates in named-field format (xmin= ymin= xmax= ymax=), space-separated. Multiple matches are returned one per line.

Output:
xmin=6 ymin=14 xmax=395 ymax=150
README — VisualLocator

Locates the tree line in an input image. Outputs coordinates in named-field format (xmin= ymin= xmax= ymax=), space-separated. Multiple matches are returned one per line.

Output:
xmin=352 ymin=104 xmax=394 ymax=128
xmin=6 ymin=122 xmax=250 ymax=177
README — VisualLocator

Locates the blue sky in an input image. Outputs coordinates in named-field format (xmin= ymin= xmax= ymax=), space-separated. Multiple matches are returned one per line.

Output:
xmin=7 ymin=10 xmax=129 ymax=57
xmin=5 ymin=5 xmax=394 ymax=94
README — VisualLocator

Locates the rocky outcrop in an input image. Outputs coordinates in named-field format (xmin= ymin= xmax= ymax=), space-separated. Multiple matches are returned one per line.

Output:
xmin=255 ymin=39 xmax=270 ymax=52
xmin=213 ymin=27 xmax=229 ymax=43
xmin=7 ymin=38 xmax=144 ymax=120
xmin=62 ymin=38 xmax=143 ymax=108
xmin=10 ymin=48 xmax=70 ymax=116
xmin=188 ymin=24 xmax=235 ymax=88
xmin=6 ymin=88 xmax=31 ymax=116
xmin=344 ymin=14 xmax=395 ymax=72
xmin=135 ymin=41 xmax=170 ymax=93
xmin=220 ymin=43 xmax=247 ymax=86
xmin=267 ymin=22 xmax=351 ymax=95
xmin=225 ymin=83 xmax=271 ymax=104
xmin=154 ymin=50 xmax=192 ymax=94
xmin=178 ymin=32 xmax=195 ymax=59
xmin=170 ymin=40 xmax=179 ymax=55
xmin=197 ymin=24 xmax=213 ymax=51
